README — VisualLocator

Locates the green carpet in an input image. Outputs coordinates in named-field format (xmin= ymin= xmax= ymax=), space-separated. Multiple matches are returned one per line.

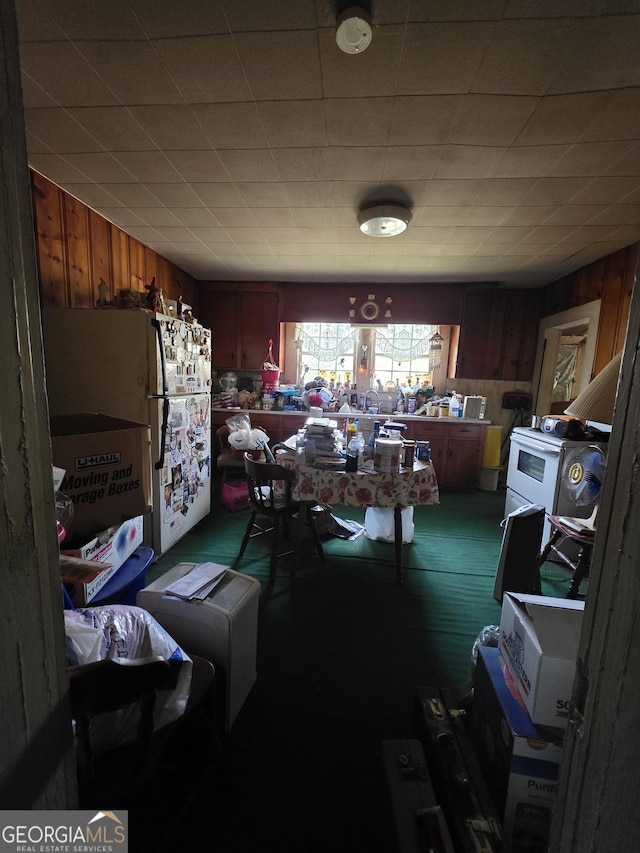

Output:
xmin=141 ymin=486 xmax=573 ymax=852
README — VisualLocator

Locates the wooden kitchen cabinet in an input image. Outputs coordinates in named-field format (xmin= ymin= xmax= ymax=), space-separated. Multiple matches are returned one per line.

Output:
xmin=198 ymin=287 xmax=281 ymax=371
xmin=408 ymin=420 xmax=486 ymax=488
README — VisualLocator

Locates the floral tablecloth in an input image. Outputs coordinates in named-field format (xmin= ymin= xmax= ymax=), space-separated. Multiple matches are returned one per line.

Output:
xmin=278 ymin=456 xmax=439 ymax=509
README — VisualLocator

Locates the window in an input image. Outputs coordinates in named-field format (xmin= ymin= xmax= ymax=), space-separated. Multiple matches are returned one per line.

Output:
xmin=294 ymin=322 xmax=436 ymax=389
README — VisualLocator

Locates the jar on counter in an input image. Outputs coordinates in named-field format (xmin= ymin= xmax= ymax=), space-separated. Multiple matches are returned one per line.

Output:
xmin=403 ymin=440 xmax=416 ymax=467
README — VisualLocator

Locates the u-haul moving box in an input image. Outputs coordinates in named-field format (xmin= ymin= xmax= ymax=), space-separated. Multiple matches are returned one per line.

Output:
xmin=51 ymin=413 xmax=152 ymax=540
xmin=498 ymin=592 xmax=584 ymax=729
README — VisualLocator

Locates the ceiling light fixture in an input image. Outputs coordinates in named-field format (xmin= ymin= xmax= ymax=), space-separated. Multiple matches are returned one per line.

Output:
xmin=358 ymin=203 xmax=411 ymax=237
xmin=336 ymin=7 xmax=372 ymax=54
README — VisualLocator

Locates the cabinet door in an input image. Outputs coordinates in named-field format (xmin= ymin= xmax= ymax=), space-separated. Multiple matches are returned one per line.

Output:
xmin=444 ymin=436 xmax=483 ymax=488
xmin=199 ymin=290 xmax=239 ymax=368
xmin=240 ymin=291 xmax=280 ymax=370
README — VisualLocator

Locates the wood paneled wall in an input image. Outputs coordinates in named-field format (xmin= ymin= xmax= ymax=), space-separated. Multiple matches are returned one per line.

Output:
xmin=31 ymin=171 xmax=199 ymax=312
xmin=540 ymin=245 xmax=637 ymax=375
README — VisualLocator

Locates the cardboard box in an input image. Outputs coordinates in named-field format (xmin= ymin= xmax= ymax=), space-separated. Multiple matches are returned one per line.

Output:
xmin=61 ymin=515 xmax=144 ymax=593
xmin=60 ymin=555 xmax=116 ymax=606
xmin=51 ymin=413 xmax=152 ymax=539
xmin=472 ymin=647 xmax=564 ymax=852
xmin=499 ymin=592 xmax=584 ymax=729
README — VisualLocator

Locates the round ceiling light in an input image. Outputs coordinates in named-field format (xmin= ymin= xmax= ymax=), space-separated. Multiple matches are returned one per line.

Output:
xmin=336 ymin=7 xmax=372 ymax=54
xmin=358 ymin=204 xmax=411 ymax=237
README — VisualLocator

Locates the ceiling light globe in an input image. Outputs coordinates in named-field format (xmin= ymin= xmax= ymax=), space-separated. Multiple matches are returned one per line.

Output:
xmin=358 ymin=204 xmax=411 ymax=237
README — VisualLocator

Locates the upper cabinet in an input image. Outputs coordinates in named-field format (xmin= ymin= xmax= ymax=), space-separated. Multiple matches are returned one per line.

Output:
xmin=198 ymin=286 xmax=281 ymax=370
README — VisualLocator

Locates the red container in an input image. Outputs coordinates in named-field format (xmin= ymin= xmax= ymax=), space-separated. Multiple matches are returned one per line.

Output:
xmin=221 ymin=480 xmax=250 ymax=512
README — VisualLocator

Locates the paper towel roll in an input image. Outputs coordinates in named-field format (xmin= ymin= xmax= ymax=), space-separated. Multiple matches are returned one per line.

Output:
xmin=482 ymin=425 xmax=502 ymax=468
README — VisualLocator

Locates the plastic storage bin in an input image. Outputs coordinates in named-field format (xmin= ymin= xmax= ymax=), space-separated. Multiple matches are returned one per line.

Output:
xmin=91 ymin=546 xmax=155 ymax=606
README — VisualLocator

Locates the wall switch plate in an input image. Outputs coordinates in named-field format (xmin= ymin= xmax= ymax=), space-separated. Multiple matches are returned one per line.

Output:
xmin=502 ymin=391 xmax=532 ymax=410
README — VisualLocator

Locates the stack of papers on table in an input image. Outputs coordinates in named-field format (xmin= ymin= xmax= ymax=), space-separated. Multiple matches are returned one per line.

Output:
xmin=305 ymin=419 xmax=342 ymax=458
xmin=163 ymin=562 xmax=229 ymax=600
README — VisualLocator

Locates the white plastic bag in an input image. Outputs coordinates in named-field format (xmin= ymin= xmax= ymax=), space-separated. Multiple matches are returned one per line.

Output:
xmin=66 ymin=604 xmax=193 ymax=755
xmin=364 ymin=506 xmax=415 ymax=544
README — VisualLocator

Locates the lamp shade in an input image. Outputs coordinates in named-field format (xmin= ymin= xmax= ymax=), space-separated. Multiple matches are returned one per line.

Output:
xmin=564 ymin=351 xmax=622 ymax=424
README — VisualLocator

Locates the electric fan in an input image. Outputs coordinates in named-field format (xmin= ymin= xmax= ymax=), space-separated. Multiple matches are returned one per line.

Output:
xmin=558 ymin=444 xmax=607 ymax=530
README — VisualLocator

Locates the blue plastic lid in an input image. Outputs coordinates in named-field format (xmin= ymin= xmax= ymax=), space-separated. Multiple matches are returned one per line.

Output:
xmin=91 ymin=546 xmax=155 ymax=604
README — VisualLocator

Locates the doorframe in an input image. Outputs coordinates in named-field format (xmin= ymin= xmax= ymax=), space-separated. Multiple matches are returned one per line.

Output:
xmin=532 ymin=300 xmax=601 ymax=416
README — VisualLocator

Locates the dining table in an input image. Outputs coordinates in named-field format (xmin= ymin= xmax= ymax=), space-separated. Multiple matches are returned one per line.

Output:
xmin=277 ymin=450 xmax=440 ymax=584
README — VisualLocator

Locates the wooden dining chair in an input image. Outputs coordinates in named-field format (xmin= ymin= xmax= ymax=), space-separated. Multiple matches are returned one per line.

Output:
xmin=69 ymin=653 xmax=219 ymax=812
xmin=235 ymin=453 xmax=324 ymax=579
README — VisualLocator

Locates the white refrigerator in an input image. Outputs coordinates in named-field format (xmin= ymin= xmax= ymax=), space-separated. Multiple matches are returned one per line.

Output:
xmin=43 ymin=308 xmax=212 ymax=557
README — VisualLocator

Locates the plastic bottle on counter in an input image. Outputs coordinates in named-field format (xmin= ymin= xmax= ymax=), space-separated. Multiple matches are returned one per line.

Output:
xmin=367 ymin=420 xmax=381 ymax=460
xmin=395 ymin=386 xmax=404 ymax=414
xmin=296 ymin=429 xmax=306 ymax=459
xmin=449 ymin=393 xmax=460 ymax=418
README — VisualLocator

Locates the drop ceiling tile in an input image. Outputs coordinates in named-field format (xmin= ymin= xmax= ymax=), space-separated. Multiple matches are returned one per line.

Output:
xmin=129 ymin=0 xmax=229 ymax=38
xmin=234 ymin=31 xmax=322 ymax=100
xmin=606 ymin=142 xmax=640 ymax=177
xmin=73 ymin=40 xmax=183 ymax=104
xmin=94 ymin=208 xmax=146 ymax=227
xmin=98 ymin=183 xmax=166 ymax=207
xmin=328 ymin=147 xmax=386 ymax=182
xmin=171 ymin=208 xmax=219 ymax=227
xmin=65 ymin=107 xmax=156 ymax=151
xmin=143 ymin=183 xmax=206 ymax=207
xmin=191 ymin=103 xmax=269 ymax=149
xmin=19 ymin=42 xmax=119 ymax=106
xmin=63 ymin=151 xmax=144 ymax=183
xmin=570 ymin=176 xmax=640 ymax=205
xmin=499 ymin=206 xmax=558 ymax=226
xmin=236 ymin=182 xmax=291 ymax=207
xmin=515 ymin=91 xmax=618 ymax=146
xmin=127 ymin=106 xmax=212 ymax=150
xmin=436 ymin=145 xmax=505 ymax=179
xmin=152 ymin=226 xmax=203 ymax=243
xmin=492 ymin=145 xmax=571 ymax=178
xmin=483 ymin=225 xmax=536 ymax=242
xmin=548 ymin=141 xmax=636 ymax=177
xmin=251 ymin=208 xmax=296 ymax=227
xmin=24 ymin=107 xmax=102 ymax=153
xmin=449 ymin=95 xmax=537 ymax=146
xmin=291 ymin=208 xmax=334 ymax=228
xmin=113 ymin=152 xmax=184 ymax=183
xmin=587 ymin=205 xmax=640 ymax=226
xmin=389 ymin=96 xmax=459 ymax=146
xmin=29 ymin=0 xmax=146 ymax=39
xmin=216 ymin=149 xmax=279 ymax=182
xmin=153 ymin=35 xmax=252 ymax=103
xmin=382 ymin=146 xmax=443 ymax=181
xmin=326 ymin=98 xmax=395 ymax=147
xmin=397 ymin=23 xmax=492 ymax=95
xmin=582 ymin=89 xmax=640 ymax=142
xmin=259 ymin=101 xmax=328 ymax=148
xmin=20 ymin=75 xmax=61 ymax=109
xmin=225 ymin=227 xmax=268 ymax=243
xmin=188 ymin=227 xmax=234 ymax=243
xmin=273 ymin=148 xmax=329 ymax=182
xmin=409 ymin=0 xmax=507 ymax=22
xmin=165 ymin=151 xmax=229 ymax=183
xmin=133 ymin=208 xmax=182 ymax=227
xmin=122 ymin=226 xmax=165 ymax=243
xmin=550 ymin=17 xmax=640 ymax=93
xmin=522 ymin=177 xmax=593 ymax=205
xmin=282 ymin=182 xmax=335 ymax=206
xmin=520 ymin=225 xmax=580 ymax=243
xmin=61 ymin=184 xmax=123 ymax=208
xmin=541 ymin=205 xmax=610 ymax=226
xmin=191 ymin=183 xmax=245 ymax=207
xmin=206 ymin=208 xmax=253 ymax=227
xmin=16 ymin=0 xmax=66 ymax=41
xmin=472 ymin=178 xmax=538 ymax=205
xmin=474 ymin=19 xmax=575 ymax=95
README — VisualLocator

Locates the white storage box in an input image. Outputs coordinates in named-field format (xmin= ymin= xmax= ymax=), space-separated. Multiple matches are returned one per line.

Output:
xmin=499 ymin=592 xmax=584 ymax=729
xmin=137 ymin=565 xmax=260 ymax=731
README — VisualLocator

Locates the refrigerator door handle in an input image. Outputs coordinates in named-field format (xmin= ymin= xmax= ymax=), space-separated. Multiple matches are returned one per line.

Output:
xmin=151 ymin=317 xmax=169 ymax=395
xmin=151 ymin=318 xmax=169 ymax=470
xmin=155 ymin=397 xmax=169 ymax=470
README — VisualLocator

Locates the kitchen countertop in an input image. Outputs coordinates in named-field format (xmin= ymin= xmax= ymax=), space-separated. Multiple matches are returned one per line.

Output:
xmin=214 ymin=408 xmax=490 ymax=425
